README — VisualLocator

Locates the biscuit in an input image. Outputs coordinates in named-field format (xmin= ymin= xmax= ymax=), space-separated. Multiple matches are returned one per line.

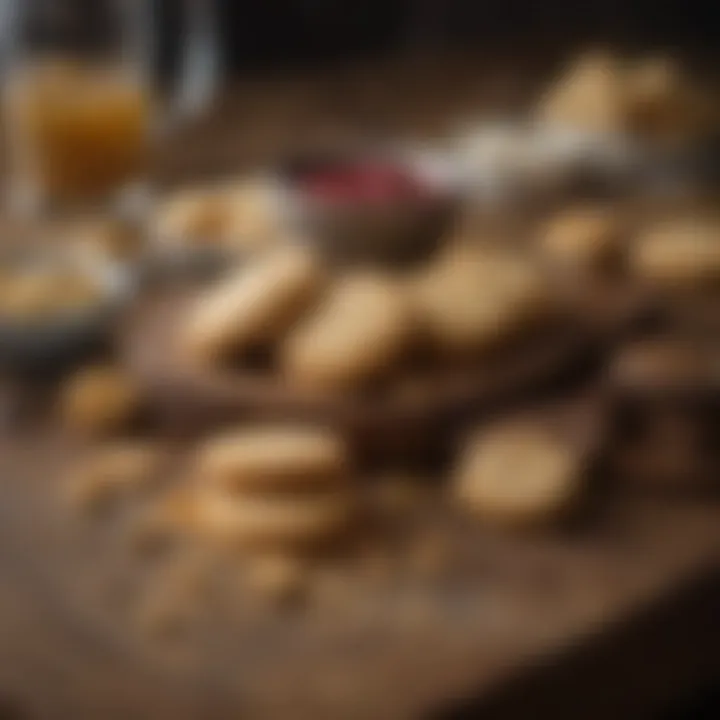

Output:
xmin=630 ymin=220 xmax=720 ymax=289
xmin=536 ymin=51 xmax=628 ymax=135
xmin=412 ymin=249 xmax=553 ymax=354
xmin=282 ymin=273 xmax=415 ymax=391
xmin=197 ymin=490 xmax=353 ymax=548
xmin=155 ymin=180 xmax=282 ymax=254
xmin=154 ymin=188 xmax=231 ymax=246
xmin=61 ymin=365 xmax=142 ymax=436
xmin=194 ymin=425 xmax=348 ymax=491
xmin=183 ymin=246 xmax=326 ymax=363
xmin=454 ymin=423 xmax=582 ymax=527
xmin=539 ymin=207 xmax=622 ymax=271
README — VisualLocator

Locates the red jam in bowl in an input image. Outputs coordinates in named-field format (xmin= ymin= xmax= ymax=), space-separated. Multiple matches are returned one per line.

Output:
xmin=297 ymin=160 xmax=431 ymax=205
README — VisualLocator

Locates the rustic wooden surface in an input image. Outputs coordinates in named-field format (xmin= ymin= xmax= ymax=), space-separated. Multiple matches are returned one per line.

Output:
xmin=0 ymin=426 xmax=719 ymax=720
xmin=0 ymin=52 xmax=719 ymax=720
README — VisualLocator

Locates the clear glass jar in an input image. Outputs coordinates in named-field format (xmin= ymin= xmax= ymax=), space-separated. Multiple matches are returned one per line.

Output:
xmin=0 ymin=0 xmax=221 ymax=217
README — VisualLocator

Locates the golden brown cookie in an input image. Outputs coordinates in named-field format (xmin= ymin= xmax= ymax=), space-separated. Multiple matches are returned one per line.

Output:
xmin=155 ymin=180 xmax=282 ymax=253
xmin=196 ymin=489 xmax=354 ymax=548
xmin=153 ymin=187 xmax=231 ymax=246
xmin=194 ymin=425 xmax=348 ymax=491
xmin=183 ymin=246 xmax=326 ymax=364
xmin=282 ymin=272 xmax=415 ymax=392
xmin=539 ymin=207 xmax=623 ymax=272
xmin=536 ymin=50 xmax=628 ymax=135
xmin=630 ymin=220 xmax=720 ymax=289
xmin=454 ymin=423 xmax=582 ymax=528
xmin=412 ymin=248 xmax=553 ymax=354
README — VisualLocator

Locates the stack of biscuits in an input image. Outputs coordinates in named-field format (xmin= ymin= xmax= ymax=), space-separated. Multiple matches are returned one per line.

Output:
xmin=191 ymin=425 xmax=355 ymax=552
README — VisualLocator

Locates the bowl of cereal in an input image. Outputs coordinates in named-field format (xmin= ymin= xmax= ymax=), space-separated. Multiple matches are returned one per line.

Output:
xmin=0 ymin=250 xmax=135 ymax=372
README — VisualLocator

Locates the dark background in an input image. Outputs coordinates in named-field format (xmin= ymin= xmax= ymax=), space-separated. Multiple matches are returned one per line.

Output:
xmin=218 ymin=0 xmax=720 ymax=70
xmin=155 ymin=0 xmax=720 ymax=77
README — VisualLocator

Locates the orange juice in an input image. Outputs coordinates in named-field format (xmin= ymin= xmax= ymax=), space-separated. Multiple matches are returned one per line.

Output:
xmin=5 ymin=58 xmax=152 ymax=206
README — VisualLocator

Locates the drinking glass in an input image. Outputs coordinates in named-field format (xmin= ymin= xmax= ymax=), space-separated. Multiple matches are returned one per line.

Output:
xmin=0 ymin=0 xmax=221 ymax=217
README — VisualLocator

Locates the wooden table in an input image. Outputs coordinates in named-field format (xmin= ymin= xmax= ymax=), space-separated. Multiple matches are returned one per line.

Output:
xmin=0 ymin=52 xmax=718 ymax=720
xmin=0 ymin=426 xmax=718 ymax=720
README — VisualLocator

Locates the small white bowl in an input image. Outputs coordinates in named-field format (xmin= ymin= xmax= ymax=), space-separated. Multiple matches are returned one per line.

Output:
xmin=0 ymin=251 xmax=136 ymax=373
xmin=147 ymin=177 xmax=286 ymax=280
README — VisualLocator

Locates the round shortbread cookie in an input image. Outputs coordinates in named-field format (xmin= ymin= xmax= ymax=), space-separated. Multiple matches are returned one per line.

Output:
xmin=630 ymin=220 xmax=720 ymax=289
xmin=539 ymin=207 xmax=623 ymax=271
xmin=194 ymin=425 xmax=348 ymax=491
xmin=412 ymin=248 xmax=554 ymax=354
xmin=196 ymin=489 xmax=354 ymax=548
xmin=454 ymin=423 xmax=582 ymax=527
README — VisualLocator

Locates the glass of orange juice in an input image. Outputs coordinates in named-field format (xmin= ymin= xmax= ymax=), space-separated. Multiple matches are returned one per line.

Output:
xmin=1 ymin=0 xmax=220 ymax=217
